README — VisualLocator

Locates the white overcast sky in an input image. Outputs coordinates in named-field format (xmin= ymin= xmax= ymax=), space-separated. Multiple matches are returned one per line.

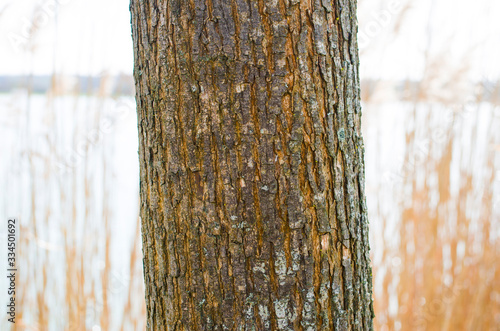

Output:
xmin=0 ymin=0 xmax=133 ymax=76
xmin=0 ymin=0 xmax=499 ymax=80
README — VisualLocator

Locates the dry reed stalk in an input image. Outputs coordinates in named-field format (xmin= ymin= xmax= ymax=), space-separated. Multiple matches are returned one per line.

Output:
xmin=370 ymin=96 xmax=500 ymax=331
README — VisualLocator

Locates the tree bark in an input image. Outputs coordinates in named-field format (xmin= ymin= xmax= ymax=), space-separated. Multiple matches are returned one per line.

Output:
xmin=130 ymin=0 xmax=373 ymax=330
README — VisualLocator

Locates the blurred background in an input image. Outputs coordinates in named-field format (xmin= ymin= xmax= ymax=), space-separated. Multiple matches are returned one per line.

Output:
xmin=0 ymin=0 xmax=498 ymax=330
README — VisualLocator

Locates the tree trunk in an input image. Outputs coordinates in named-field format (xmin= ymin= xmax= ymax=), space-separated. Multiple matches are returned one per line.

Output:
xmin=130 ymin=0 xmax=373 ymax=329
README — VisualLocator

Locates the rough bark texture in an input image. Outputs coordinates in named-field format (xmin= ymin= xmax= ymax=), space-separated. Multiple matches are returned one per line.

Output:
xmin=130 ymin=0 xmax=373 ymax=329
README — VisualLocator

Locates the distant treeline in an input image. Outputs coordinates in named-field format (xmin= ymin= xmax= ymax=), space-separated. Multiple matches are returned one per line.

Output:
xmin=0 ymin=75 xmax=135 ymax=95
xmin=1 ymin=76 xmax=498 ymax=102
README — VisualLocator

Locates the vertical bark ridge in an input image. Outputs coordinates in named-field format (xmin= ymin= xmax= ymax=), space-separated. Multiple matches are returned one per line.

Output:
xmin=131 ymin=0 xmax=374 ymax=329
